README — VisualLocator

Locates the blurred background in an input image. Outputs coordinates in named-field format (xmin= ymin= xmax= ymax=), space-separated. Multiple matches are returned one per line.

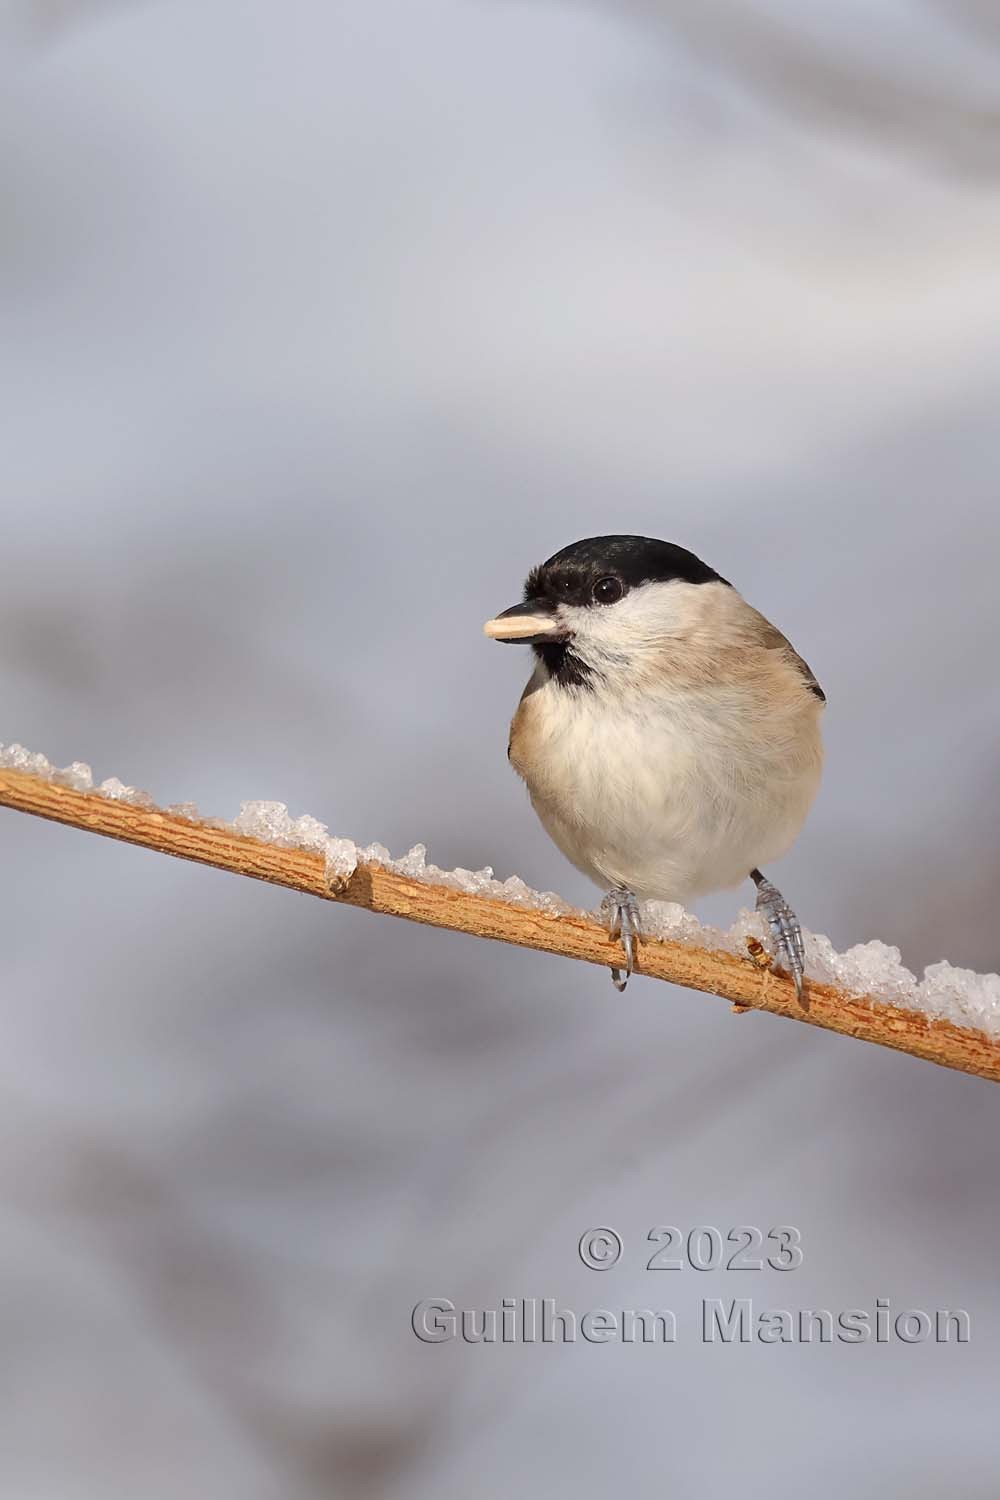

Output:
xmin=2 ymin=1 xmax=1000 ymax=1494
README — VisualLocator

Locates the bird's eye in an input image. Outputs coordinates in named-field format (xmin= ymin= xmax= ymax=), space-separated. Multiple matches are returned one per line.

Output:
xmin=592 ymin=576 xmax=623 ymax=605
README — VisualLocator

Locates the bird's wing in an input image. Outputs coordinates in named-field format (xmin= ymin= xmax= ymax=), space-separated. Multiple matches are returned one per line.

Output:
xmin=756 ymin=616 xmax=826 ymax=703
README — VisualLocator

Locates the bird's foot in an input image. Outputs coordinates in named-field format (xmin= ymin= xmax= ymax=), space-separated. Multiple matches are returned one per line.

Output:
xmin=751 ymin=869 xmax=806 ymax=1002
xmin=601 ymin=887 xmax=642 ymax=992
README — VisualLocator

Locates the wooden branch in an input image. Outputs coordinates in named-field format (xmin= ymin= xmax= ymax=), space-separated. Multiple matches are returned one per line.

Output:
xmin=1 ymin=766 xmax=998 ymax=1084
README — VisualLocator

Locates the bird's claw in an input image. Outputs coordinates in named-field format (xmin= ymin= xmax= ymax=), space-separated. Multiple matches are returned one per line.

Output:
xmin=602 ymin=887 xmax=641 ymax=992
xmin=752 ymin=873 xmax=807 ymax=1002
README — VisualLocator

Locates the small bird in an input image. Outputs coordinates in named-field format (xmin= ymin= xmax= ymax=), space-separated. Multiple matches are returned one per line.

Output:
xmin=484 ymin=536 xmax=824 ymax=995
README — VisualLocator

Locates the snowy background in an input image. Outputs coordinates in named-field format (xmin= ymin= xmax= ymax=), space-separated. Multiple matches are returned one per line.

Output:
xmin=2 ymin=2 xmax=1000 ymax=1495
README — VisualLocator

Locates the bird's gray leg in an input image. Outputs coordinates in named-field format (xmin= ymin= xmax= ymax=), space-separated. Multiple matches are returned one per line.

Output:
xmin=601 ymin=887 xmax=642 ymax=992
xmin=750 ymin=868 xmax=806 ymax=1001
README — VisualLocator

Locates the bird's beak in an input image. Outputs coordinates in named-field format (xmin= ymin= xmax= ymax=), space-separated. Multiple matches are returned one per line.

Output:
xmin=483 ymin=599 xmax=568 ymax=645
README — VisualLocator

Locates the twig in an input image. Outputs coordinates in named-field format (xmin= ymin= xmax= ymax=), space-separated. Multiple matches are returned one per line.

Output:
xmin=1 ymin=766 xmax=998 ymax=1084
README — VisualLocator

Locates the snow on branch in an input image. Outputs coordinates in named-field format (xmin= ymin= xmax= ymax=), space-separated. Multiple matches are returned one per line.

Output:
xmin=1 ymin=743 xmax=999 ymax=1084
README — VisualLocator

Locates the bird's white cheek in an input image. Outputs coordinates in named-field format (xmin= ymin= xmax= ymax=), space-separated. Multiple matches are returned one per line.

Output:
xmin=562 ymin=582 xmax=713 ymax=671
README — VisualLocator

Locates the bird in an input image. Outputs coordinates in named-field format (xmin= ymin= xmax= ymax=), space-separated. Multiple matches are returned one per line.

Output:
xmin=483 ymin=535 xmax=824 ymax=996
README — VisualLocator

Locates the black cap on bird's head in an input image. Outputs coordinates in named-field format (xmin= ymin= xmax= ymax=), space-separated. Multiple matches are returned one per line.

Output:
xmin=483 ymin=535 xmax=728 ymax=646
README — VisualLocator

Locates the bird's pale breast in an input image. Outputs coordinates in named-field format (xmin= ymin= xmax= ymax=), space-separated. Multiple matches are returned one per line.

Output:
xmin=508 ymin=653 xmax=823 ymax=904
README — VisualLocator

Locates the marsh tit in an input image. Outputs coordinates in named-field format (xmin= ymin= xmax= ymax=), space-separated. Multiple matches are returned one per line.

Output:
xmin=484 ymin=535 xmax=824 ymax=995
